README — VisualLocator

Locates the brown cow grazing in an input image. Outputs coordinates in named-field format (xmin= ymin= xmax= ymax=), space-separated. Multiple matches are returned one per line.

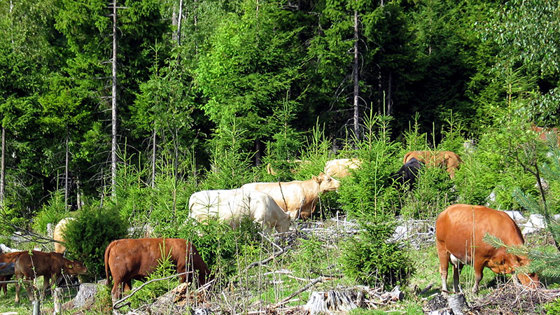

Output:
xmin=0 ymin=251 xmax=23 ymax=296
xmin=403 ymin=150 xmax=462 ymax=178
xmin=436 ymin=204 xmax=539 ymax=294
xmin=14 ymin=251 xmax=87 ymax=303
xmin=104 ymin=238 xmax=211 ymax=301
xmin=324 ymin=158 xmax=362 ymax=178
xmin=241 ymin=172 xmax=340 ymax=219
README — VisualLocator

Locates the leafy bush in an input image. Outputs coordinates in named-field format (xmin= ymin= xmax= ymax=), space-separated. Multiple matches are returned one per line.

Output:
xmin=63 ymin=203 xmax=128 ymax=280
xmin=340 ymin=217 xmax=414 ymax=290
xmin=337 ymin=115 xmax=402 ymax=218
xmin=399 ymin=166 xmax=455 ymax=219
xmin=177 ymin=217 xmax=261 ymax=280
xmin=32 ymin=190 xmax=69 ymax=235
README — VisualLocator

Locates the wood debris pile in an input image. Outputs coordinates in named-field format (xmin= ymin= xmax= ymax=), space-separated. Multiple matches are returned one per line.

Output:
xmin=471 ymin=284 xmax=560 ymax=314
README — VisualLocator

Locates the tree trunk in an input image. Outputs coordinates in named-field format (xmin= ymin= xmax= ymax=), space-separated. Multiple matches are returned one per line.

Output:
xmin=65 ymin=133 xmax=69 ymax=211
xmin=177 ymin=0 xmax=183 ymax=45
xmin=151 ymin=127 xmax=156 ymax=189
xmin=387 ymin=71 xmax=392 ymax=115
xmin=111 ymin=0 xmax=118 ymax=199
xmin=353 ymin=9 xmax=360 ymax=139
xmin=0 ymin=126 xmax=5 ymax=206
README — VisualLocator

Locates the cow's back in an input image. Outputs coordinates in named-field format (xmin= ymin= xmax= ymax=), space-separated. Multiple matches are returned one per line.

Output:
xmin=189 ymin=189 xmax=254 ymax=223
xmin=242 ymin=181 xmax=305 ymax=212
xmin=436 ymin=204 xmax=524 ymax=263
xmin=249 ymin=190 xmax=291 ymax=231
xmin=324 ymin=158 xmax=361 ymax=178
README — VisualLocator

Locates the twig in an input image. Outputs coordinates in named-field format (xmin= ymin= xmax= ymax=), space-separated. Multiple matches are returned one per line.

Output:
xmin=113 ymin=271 xmax=193 ymax=310
xmin=273 ymin=276 xmax=328 ymax=308
xmin=243 ymin=246 xmax=292 ymax=273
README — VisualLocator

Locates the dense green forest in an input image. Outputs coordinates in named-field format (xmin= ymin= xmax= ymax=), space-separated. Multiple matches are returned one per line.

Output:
xmin=0 ymin=0 xmax=558 ymax=224
xmin=2 ymin=0 xmax=560 ymax=312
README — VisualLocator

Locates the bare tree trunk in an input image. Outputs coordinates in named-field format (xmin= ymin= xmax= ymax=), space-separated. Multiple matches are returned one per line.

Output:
xmin=172 ymin=129 xmax=178 ymax=218
xmin=151 ymin=128 xmax=156 ymax=189
xmin=0 ymin=126 xmax=5 ymax=206
xmin=111 ymin=0 xmax=118 ymax=199
xmin=353 ymin=9 xmax=360 ymax=139
xmin=64 ymin=133 xmax=69 ymax=211
xmin=387 ymin=71 xmax=392 ymax=115
xmin=176 ymin=0 xmax=183 ymax=45
xmin=172 ymin=2 xmax=177 ymax=42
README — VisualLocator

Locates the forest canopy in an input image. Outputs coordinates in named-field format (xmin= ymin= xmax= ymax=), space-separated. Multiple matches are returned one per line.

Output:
xmin=0 ymin=0 xmax=559 ymax=225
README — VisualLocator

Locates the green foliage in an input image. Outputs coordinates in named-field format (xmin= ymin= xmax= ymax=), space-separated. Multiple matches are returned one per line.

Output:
xmin=63 ymin=203 xmax=128 ymax=280
xmin=177 ymin=217 xmax=261 ymax=280
xmin=289 ymin=237 xmax=329 ymax=279
xmin=128 ymin=244 xmax=180 ymax=309
xmin=544 ymin=298 xmax=560 ymax=315
xmin=32 ymin=190 xmax=69 ymax=234
xmin=337 ymin=113 xmax=401 ymax=218
xmin=340 ymin=217 xmax=414 ymax=290
xmin=400 ymin=166 xmax=454 ymax=219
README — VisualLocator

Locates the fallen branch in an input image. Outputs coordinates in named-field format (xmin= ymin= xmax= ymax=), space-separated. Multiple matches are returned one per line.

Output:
xmin=243 ymin=245 xmax=292 ymax=273
xmin=273 ymin=276 xmax=327 ymax=308
xmin=113 ymin=271 xmax=193 ymax=310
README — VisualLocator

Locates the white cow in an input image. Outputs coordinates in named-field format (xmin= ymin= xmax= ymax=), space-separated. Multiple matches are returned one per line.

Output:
xmin=188 ymin=189 xmax=290 ymax=232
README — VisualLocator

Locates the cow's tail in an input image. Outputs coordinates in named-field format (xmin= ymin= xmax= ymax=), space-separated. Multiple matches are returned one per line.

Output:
xmin=104 ymin=241 xmax=114 ymax=287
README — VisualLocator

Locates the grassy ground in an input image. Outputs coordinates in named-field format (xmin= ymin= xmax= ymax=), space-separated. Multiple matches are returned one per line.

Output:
xmin=1 ymin=228 xmax=559 ymax=314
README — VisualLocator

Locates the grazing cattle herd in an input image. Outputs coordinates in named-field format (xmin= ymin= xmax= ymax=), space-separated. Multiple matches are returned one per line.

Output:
xmin=0 ymin=150 xmax=546 ymax=305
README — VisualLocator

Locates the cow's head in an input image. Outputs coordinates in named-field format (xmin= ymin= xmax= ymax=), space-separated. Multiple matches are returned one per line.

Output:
xmin=65 ymin=260 xmax=88 ymax=275
xmin=314 ymin=172 xmax=340 ymax=192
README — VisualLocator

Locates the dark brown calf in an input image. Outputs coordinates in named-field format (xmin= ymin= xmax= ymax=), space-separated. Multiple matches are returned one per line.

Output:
xmin=14 ymin=251 xmax=87 ymax=303
xmin=104 ymin=238 xmax=211 ymax=301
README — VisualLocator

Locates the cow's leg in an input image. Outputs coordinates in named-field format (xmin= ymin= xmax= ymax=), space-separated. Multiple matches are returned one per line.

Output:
xmin=14 ymin=275 xmax=21 ymax=303
xmin=452 ymin=259 xmax=463 ymax=293
xmin=41 ymin=275 xmax=50 ymax=299
xmin=124 ymin=280 xmax=132 ymax=292
xmin=472 ymin=261 xmax=484 ymax=294
xmin=436 ymin=242 xmax=450 ymax=292
xmin=111 ymin=277 xmax=122 ymax=301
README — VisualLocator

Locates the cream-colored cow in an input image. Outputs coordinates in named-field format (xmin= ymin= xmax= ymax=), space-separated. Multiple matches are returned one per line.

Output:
xmin=189 ymin=189 xmax=290 ymax=232
xmin=242 ymin=172 xmax=340 ymax=219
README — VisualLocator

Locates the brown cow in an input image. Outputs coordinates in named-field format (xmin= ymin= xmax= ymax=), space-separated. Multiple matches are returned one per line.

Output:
xmin=104 ymin=238 xmax=211 ymax=301
xmin=436 ymin=204 xmax=539 ymax=293
xmin=0 ymin=251 xmax=23 ymax=295
xmin=14 ymin=251 xmax=87 ymax=303
xmin=403 ymin=150 xmax=461 ymax=178
xmin=324 ymin=158 xmax=362 ymax=178
xmin=241 ymin=172 xmax=340 ymax=219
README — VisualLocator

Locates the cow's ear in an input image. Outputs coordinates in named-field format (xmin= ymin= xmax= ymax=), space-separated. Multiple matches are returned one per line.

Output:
xmin=312 ymin=175 xmax=319 ymax=182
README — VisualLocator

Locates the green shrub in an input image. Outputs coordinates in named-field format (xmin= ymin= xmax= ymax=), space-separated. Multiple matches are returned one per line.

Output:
xmin=340 ymin=217 xmax=414 ymax=290
xmin=544 ymin=298 xmax=560 ymax=315
xmin=32 ymin=190 xmax=69 ymax=235
xmin=177 ymin=217 xmax=261 ymax=281
xmin=63 ymin=203 xmax=128 ymax=280
xmin=399 ymin=166 xmax=455 ymax=219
